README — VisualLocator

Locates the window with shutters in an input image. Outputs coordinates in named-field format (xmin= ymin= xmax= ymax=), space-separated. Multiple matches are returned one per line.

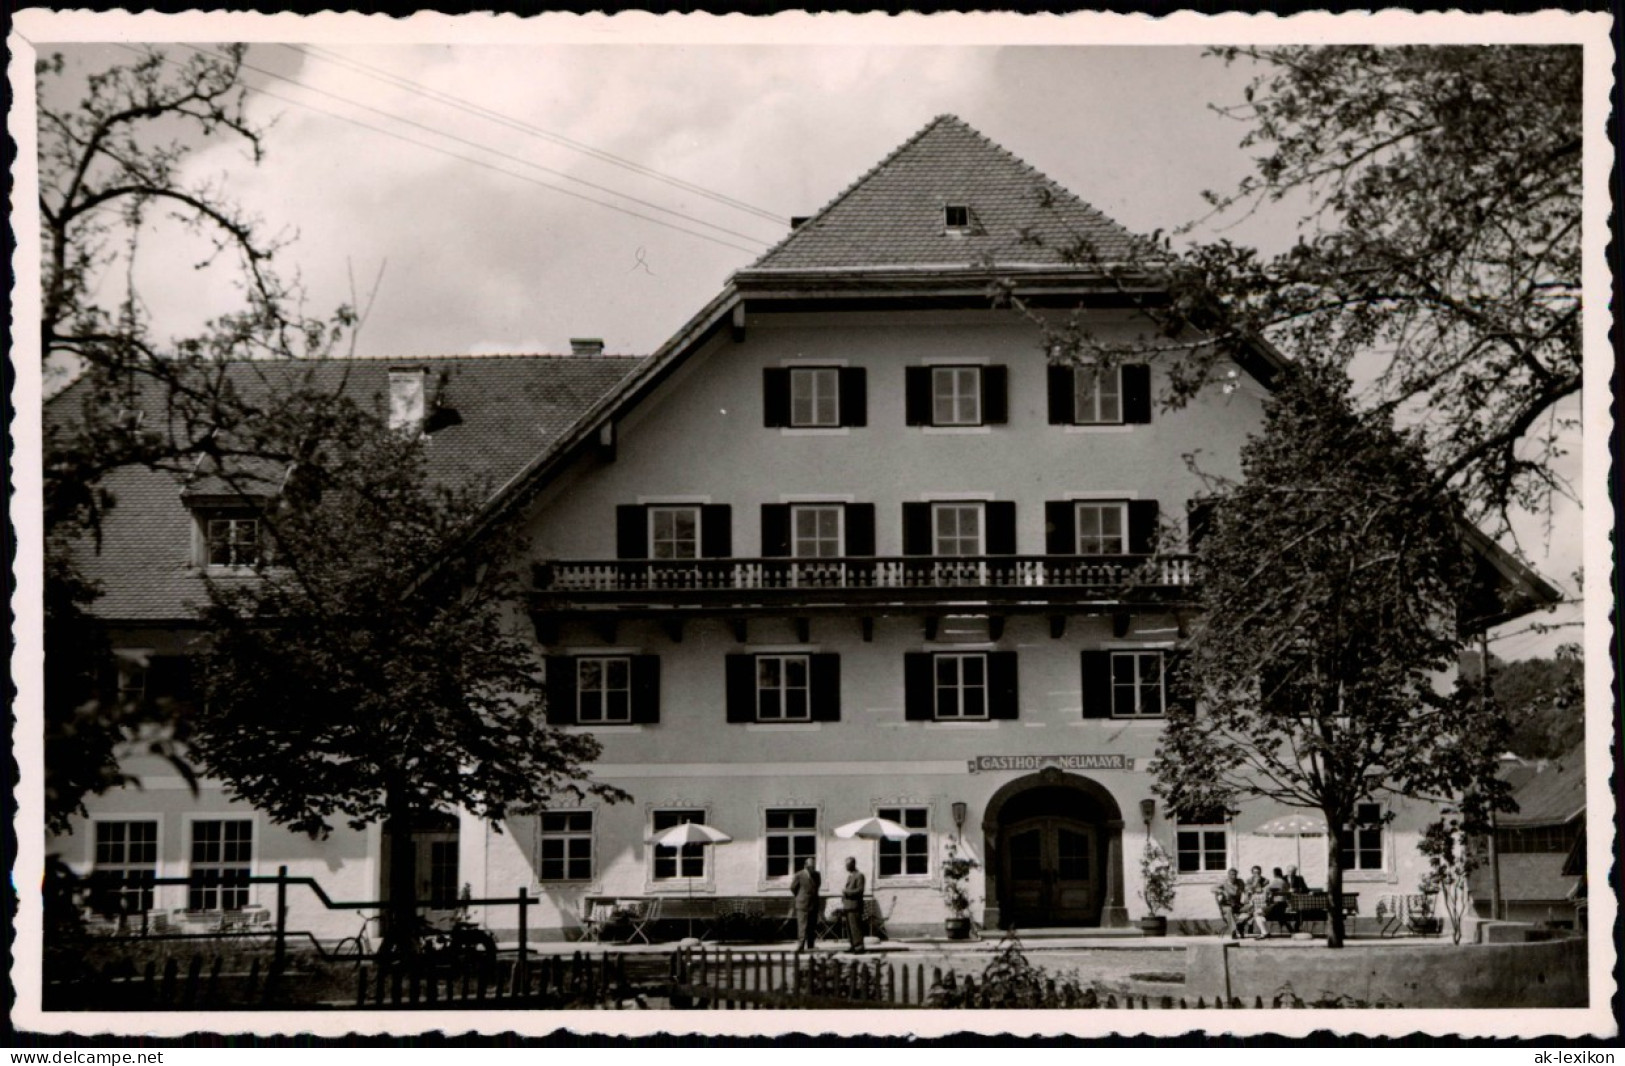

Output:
xmin=936 ymin=653 xmax=989 ymax=719
xmin=1175 ymin=811 xmax=1230 ymax=874
xmin=649 ymin=506 xmax=700 ymax=559
xmin=576 ymin=658 xmax=631 ymax=724
xmin=792 ymin=505 xmax=843 ymax=558
xmin=876 ymin=806 xmax=930 ymax=878
xmin=203 ymin=512 xmax=263 ymax=568
xmin=1074 ymin=366 xmax=1123 ymax=424
xmin=652 ymin=809 xmax=708 ymax=880
xmin=1112 ymin=651 xmax=1166 ymax=718
xmin=188 ymin=819 xmax=253 ymax=911
xmin=764 ymin=808 xmax=818 ymax=880
xmin=538 ymin=811 xmax=594 ymax=881
xmin=932 ymin=367 xmax=982 ymax=425
xmin=1338 ymin=803 xmax=1386 ymax=871
xmin=757 ymin=655 xmax=811 ymax=721
xmin=933 ymin=503 xmax=983 ymax=556
xmin=789 ymin=368 xmax=840 ymax=427
xmin=1075 ymin=502 xmax=1128 ymax=554
xmin=92 ymin=820 xmax=158 ymax=915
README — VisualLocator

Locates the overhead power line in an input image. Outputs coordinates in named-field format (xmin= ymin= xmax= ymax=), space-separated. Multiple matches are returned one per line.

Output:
xmin=289 ymin=43 xmax=787 ymax=226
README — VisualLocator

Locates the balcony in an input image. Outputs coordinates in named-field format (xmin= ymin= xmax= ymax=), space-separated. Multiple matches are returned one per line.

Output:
xmin=530 ymin=554 xmax=1197 ymax=628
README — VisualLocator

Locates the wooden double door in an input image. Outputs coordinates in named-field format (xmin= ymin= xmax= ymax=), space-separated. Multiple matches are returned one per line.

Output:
xmin=1001 ymin=815 xmax=1098 ymax=926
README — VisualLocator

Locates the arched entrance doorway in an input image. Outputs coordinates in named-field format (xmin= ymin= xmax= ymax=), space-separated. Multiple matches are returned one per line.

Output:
xmin=981 ymin=771 xmax=1127 ymax=929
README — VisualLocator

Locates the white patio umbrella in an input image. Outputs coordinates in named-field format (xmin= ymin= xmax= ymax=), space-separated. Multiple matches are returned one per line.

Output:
xmin=833 ymin=816 xmax=912 ymax=885
xmin=1251 ymin=812 xmax=1328 ymax=871
xmin=646 ymin=821 xmax=733 ymax=901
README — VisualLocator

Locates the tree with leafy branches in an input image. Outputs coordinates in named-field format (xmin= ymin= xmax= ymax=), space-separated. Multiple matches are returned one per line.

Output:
xmin=39 ymin=44 xmax=355 ymax=827
xmin=1151 ymin=363 xmax=1514 ymax=947
xmin=192 ymin=409 xmax=627 ymax=957
xmin=1004 ymin=45 xmax=1580 ymax=536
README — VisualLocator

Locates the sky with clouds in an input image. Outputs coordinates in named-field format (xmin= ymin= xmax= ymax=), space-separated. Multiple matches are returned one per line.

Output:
xmin=22 ymin=14 xmax=1603 ymax=661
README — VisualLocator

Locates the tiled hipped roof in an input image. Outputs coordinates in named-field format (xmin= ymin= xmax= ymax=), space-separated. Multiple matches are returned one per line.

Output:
xmin=748 ymin=114 xmax=1148 ymax=273
xmin=49 ymin=355 xmax=643 ymax=622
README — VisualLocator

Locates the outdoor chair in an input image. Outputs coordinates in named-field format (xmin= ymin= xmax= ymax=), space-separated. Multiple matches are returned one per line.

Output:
xmin=582 ymin=901 xmax=619 ymax=943
xmin=1374 ymin=893 xmax=1405 ymax=938
xmin=622 ymin=898 xmax=661 ymax=945
xmin=1213 ymin=894 xmax=1242 ymax=938
xmin=1404 ymin=894 xmax=1441 ymax=937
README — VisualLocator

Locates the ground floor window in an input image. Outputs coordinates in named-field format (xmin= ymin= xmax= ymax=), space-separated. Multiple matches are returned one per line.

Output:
xmin=92 ymin=820 xmax=158 ymax=915
xmin=1338 ymin=802 xmax=1385 ymax=871
xmin=764 ymin=808 xmax=818 ymax=880
xmin=1175 ymin=813 xmax=1229 ymax=874
xmin=652 ymin=809 xmax=707 ymax=881
xmin=188 ymin=819 xmax=253 ymax=911
xmin=876 ymin=806 xmax=929 ymax=878
xmin=538 ymin=811 xmax=593 ymax=882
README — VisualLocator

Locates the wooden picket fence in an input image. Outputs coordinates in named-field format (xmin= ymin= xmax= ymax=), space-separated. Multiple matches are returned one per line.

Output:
xmin=350 ymin=950 xmax=632 ymax=1008
xmin=47 ymin=955 xmax=295 ymax=1011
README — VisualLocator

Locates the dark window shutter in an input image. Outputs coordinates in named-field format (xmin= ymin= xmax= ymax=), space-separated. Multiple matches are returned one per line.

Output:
xmin=1187 ymin=499 xmax=1216 ymax=552
xmin=1047 ymin=365 xmax=1074 ymax=424
xmin=760 ymin=504 xmax=791 ymax=557
xmin=839 ymin=367 xmax=867 ymax=427
xmin=546 ymin=656 xmax=578 ymax=725
xmin=616 ymin=505 xmax=647 ymax=559
xmin=901 ymin=503 xmax=932 ymax=556
xmin=810 ymin=654 xmax=841 ymax=722
xmin=844 ymin=503 xmax=876 ymax=556
xmin=1163 ymin=651 xmax=1190 ymax=717
xmin=1080 ymin=651 xmax=1111 ymax=718
xmin=1045 ymin=501 xmax=1076 ymax=555
xmin=904 ymin=367 xmax=932 ymax=426
xmin=981 ymin=366 xmax=1008 ymax=424
xmin=904 ymin=653 xmax=935 ymax=721
xmin=726 ymin=655 xmax=756 ymax=723
xmin=701 ymin=504 xmax=732 ymax=558
xmin=148 ymin=656 xmax=195 ymax=702
xmin=985 ymin=501 xmax=1017 ymax=555
xmin=1122 ymin=364 xmax=1152 ymax=424
xmin=763 ymin=368 xmax=790 ymax=428
xmin=988 ymin=652 xmax=1019 ymax=719
xmin=1128 ymin=500 xmax=1160 ymax=554
xmin=631 ymin=656 xmax=661 ymax=724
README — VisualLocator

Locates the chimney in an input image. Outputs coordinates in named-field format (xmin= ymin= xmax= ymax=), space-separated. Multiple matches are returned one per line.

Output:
xmin=570 ymin=338 xmax=604 ymax=357
xmin=388 ymin=367 xmax=427 ymax=433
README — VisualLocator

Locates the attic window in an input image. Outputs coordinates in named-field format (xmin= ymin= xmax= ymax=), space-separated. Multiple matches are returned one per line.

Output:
xmin=944 ymin=204 xmax=971 ymax=234
xmin=389 ymin=368 xmax=427 ymax=433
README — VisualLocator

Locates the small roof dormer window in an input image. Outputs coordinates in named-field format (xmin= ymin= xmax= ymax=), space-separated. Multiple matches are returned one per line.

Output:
xmin=389 ymin=367 xmax=427 ymax=434
xmin=944 ymin=204 xmax=972 ymax=235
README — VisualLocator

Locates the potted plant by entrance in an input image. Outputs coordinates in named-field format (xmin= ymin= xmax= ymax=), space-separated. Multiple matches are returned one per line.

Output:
xmin=1139 ymin=838 xmax=1176 ymax=936
xmin=941 ymin=842 xmax=980 ymax=940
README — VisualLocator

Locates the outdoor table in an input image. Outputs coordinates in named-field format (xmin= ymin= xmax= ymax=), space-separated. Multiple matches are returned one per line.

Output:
xmin=1283 ymin=892 xmax=1358 ymax=934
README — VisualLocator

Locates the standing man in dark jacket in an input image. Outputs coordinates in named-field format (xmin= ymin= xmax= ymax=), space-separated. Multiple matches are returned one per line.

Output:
xmin=790 ymin=857 xmax=822 ymax=951
xmin=841 ymin=856 xmax=867 ymax=953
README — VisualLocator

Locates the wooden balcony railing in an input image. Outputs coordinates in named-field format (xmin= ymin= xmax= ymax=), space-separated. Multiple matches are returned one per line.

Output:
xmin=533 ymin=554 xmax=1194 ymax=603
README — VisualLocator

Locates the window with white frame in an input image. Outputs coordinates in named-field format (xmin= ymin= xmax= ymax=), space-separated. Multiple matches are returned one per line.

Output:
xmin=652 ymin=809 xmax=707 ymax=880
xmin=648 ymin=506 xmax=700 ymax=560
xmin=935 ymin=653 xmax=988 ymax=720
xmin=206 ymin=514 xmax=262 ymax=568
xmin=92 ymin=820 xmax=158 ymax=915
xmin=1074 ymin=366 xmax=1124 ymax=424
xmin=538 ymin=811 xmax=594 ymax=881
xmin=932 ymin=503 xmax=983 ymax=556
xmin=1075 ymin=502 xmax=1128 ymax=555
xmin=1111 ymin=651 xmax=1166 ymax=718
xmin=764 ymin=808 xmax=818 ymax=880
xmin=789 ymin=368 xmax=840 ymax=428
xmin=756 ymin=655 xmax=811 ymax=721
xmin=791 ymin=505 xmax=843 ymax=558
xmin=1338 ymin=802 xmax=1386 ymax=871
xmin=944 ymin=204 xmax=971 ymax=233
xmin=1175 ymin=811 xmax=1229 ymax=874
xmin=576 ymin=657 xmax=632 ymax=724
xmin=114 ymin=653 xmax=148 ymax=703
xmin=188 ymin=819 xmax=253 ymax=911
xmin=876 ymin=806 xmax=929 ymax=878
xmin=931 ymin=367 xmax=982 ymax=426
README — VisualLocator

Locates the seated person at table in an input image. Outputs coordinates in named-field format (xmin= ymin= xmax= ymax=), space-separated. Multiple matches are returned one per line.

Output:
xmin=1264 ymin=867 xmax=1295 ymax=933
xmin=1287 ymin=865 xmax=1310 ymax=894
xmin=1213 ymin=869 xmax=1247 ymax=938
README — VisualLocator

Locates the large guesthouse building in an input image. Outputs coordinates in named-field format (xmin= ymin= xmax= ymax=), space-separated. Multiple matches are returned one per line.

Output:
xmin=49 ymin=116 xmax=1558 ymax=941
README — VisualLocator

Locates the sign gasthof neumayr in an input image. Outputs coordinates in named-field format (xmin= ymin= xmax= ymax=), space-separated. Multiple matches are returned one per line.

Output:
xmin=967 ymin=754 xmax=1136 ymax=774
